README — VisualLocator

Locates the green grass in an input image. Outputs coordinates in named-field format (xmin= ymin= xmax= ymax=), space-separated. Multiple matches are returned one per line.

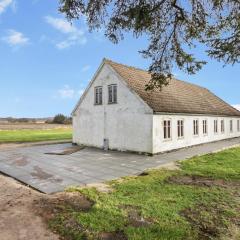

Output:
xmin=43 ymin=147 xmax=240 ymax=240
xmin=0 ymin=128 xmax=72 ymax=143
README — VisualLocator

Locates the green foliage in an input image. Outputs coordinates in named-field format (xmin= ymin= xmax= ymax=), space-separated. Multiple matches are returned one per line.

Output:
xmin=0 ymin=128 xmax=72 ymax=143
xmin=52 ymin=114 xmax=72 ymax=124
xmin=59 ymin=0 xmax=240 ymax=89
xmin=47 ymin=147 xmax=240 ymax=240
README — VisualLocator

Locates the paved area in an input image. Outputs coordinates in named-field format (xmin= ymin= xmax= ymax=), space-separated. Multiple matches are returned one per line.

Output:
xmin=0 ymin=137 xmax=239 ymax=194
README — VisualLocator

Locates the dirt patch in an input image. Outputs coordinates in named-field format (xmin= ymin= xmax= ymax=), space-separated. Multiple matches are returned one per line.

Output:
xmin=85 ymin=183 xmax=113 ymax=193
xmin=138 ymin=172 xmax=149 ymax=177
xmin=168 ymin=175 xmax=240 ymax=188
xmin=11 ymin=155 xmax=29 ymax=166
xmin=34 ymin=192 xmax=94 ymax=240
xmin=0 ymin=174 xmax=59 ymax=240
xmin=45 ymin=145 xmax=84 ymax=155
xmin=98 ymin=230 xmax=127 ymax=240
xmin=121 ymin=205 xmax=154 ymax=228
xmin=35 ymin=192 xmax=94 ymax=222
xmin=181 ymin=202 xmax=240 ymax=240
xmin=31 ymin=166 xmax=54 ymax=180
xmin=157 ymin=161 xmax=181 ymax=170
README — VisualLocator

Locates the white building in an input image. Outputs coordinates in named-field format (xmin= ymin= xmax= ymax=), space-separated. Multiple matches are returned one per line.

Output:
xmin=72 ymin=59 xmax=240 ymax=154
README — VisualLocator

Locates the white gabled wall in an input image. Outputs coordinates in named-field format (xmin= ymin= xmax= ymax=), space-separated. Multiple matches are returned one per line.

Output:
xmin=73 ymin=63 xmax=153 ymax=153
xmin=152 ymin=114 xmax=240 ymax=153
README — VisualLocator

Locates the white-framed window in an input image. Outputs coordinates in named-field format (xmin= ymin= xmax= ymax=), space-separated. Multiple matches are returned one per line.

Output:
xmin=94 ymin=86 xmax=102 ymax=105
xmin=221 ymin=119 xmax=225 ymax=133
xmin=230 ymin=120 xmax=233 ymax=133
xmin=214 ymin=120 xmax=218 ymax=134
xmin=108 ymin=84 xmax=117 ymax=104
xmin=238 ymin=120 xmax=240 ymax=132
xmin=163 ymin=120 xmax=171 ymax=140
xmin=203 ymin=120 xmax=207 ymax=135
xmin=193 ymin=120 xmax=199 ymax=136
xmin=177 ymin=120 xmax=184 ymax=138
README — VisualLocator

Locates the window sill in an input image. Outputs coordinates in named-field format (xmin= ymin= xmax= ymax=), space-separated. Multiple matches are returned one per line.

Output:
xmin=163 ymin=138 xmax=172 ymax=142
xmin=108 ymin=102 xmax=118 ymax=105
xmin=94 ymin=103 xmax=103 ymax=106
xmin=177 ymin=137 xmax=184 ymax=140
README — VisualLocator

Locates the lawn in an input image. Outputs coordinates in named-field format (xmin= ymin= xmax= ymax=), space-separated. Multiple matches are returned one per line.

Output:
xmin=37 ymin=147 xmax=240 ymax=240
xmin=0 ymin=128 xmax=72 ymax=143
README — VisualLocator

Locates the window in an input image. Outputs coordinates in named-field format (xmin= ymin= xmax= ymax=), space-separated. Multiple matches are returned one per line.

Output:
xmin=230 ymin=120 xmax=233 ymax=132
xmin=193 ymin=120 xmax=199 ymax=136
xmin=94 ymin=86 xmax=102 ymax=105
xmin=214 ymin=120 xmax=218 ymax=134
xmin=163 ymin=120 xmax=171 ymax=139
xmin=238 ymin=120 xmax=240 ymax=132
xmin=177 ymin=120 xmax=184 ymax=138
xmin=203 ymin=120 xmax=207 ymax=135
xmin=108 ymin=84 xmax=117 ymax=104
xmin=221 ymin=120 xmax=225 ymax=133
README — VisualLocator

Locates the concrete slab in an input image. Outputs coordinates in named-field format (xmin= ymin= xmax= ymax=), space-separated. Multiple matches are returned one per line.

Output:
xmin=0 ymin=138 xmax=239 ymax=194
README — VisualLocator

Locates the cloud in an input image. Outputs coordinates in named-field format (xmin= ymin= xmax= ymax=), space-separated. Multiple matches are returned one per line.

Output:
xmin=2 ymin=29 xmax=29 ymax=46
xmin=57 ymin=85 xmax=84 ymax=99
xmin=58 ymin=85 xmax=75 ymax=99
xmin=0 ymin=0 xmax=13 ymax=14
xmin=81 ymin=65 xmax=91 ymax=72
xmin=45 ymin=16 xmax=87 ymax=49
xmin=232 ymin=104 xmax=240 ymax=111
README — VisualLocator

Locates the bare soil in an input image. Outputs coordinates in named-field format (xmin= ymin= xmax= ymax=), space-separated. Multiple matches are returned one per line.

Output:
xmin=167 ymin=175 xmax=240 ymax=188
xmin=0 ymin=174 xmax=59 ymax=240
xmin=0 ymin=123 xmax=71 ymax=130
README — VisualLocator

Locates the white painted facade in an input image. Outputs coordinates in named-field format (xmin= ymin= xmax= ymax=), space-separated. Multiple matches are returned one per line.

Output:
xmin=73 ymin=63 xmax=153 ymax=153
xmin=73 ymin=62 xmax=240 ymax=154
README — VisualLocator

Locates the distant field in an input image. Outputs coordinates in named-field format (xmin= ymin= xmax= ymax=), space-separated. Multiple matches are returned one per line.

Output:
xmin=0 ymin=123 xmax=71 ymax=130
xmin=0 ymin=123 xmax=72 ymax=143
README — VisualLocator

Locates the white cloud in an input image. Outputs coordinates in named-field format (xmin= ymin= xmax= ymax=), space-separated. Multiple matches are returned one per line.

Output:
xmin=45 ymin=16 xmax=87 ymax=49
xmin=2 ymin=29 xmax=29 ymax=46
xmin=57 ymin=85 xmax=84 ymax=99
xmin=81 ymin=65 xmax=91 ymax=72
xmin=232 ymin=104 xmax=240 ymax=111
xmin=58 ymin=85 xmax=75 ymax=99
xmin=0 ymin=0 xmax=13 ymax=14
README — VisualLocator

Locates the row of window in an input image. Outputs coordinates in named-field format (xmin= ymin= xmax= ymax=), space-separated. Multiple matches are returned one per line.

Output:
xmin=164 ymin=119 xmax=240 ymax=140
xmin=94 ymin=85 xmax=117 ymax=105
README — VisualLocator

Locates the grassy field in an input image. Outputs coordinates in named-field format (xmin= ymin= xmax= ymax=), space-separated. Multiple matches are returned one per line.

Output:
xmin=0 ymin=127 xmax=72 ymax=143
xmin=38 ymin=147 xmax=240 ymax=240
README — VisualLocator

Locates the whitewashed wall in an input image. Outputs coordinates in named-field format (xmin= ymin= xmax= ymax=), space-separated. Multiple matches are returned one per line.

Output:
xmin=152 ymin=114 xmax=240 ymax=153
xmin=73 ymin=64 xmax=153 ymax=153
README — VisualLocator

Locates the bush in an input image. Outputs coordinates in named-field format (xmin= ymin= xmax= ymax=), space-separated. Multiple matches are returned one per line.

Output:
xmin=51 ymin=114 xmax=72 ymax=124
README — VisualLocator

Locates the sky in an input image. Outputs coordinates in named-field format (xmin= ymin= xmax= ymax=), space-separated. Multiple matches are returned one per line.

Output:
xmin=0 ymin=0 xmax=239 ymax=118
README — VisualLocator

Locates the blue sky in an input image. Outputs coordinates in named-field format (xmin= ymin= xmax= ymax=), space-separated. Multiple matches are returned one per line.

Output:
xmin=0 ymin=0 xmax=239 ymax=118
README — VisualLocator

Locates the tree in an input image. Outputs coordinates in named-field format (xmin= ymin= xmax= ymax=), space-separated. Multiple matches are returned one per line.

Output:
xmin=59 ymin=0 xmax=240 ymax=90
xmin=52 ymin=114 xmax=67 ymax=124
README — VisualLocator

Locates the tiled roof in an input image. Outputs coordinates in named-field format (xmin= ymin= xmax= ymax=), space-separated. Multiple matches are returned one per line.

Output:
xmin=106 ymin=59 xmax=240 ymax=116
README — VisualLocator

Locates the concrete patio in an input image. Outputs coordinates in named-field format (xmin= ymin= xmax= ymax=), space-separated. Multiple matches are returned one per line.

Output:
xmin=0 ymin=137 xmax=239 ymax=194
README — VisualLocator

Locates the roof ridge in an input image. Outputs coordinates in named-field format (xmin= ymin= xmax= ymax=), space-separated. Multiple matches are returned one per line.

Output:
xmin=104 ymin=58 xmax=148 ymax=73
